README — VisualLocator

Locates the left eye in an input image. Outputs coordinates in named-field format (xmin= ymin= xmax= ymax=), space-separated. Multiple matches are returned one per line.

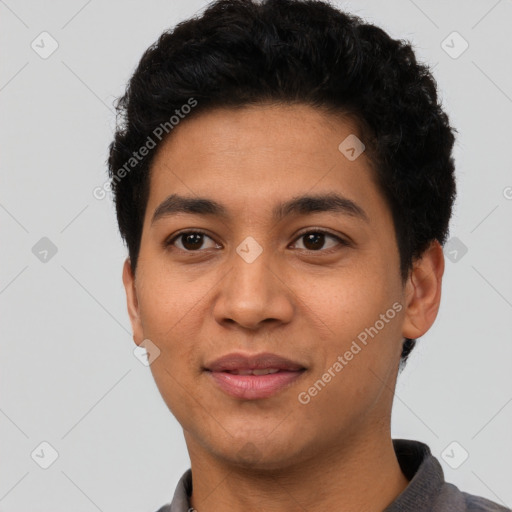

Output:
xmin=291 ymin=230 xmax=346 ymax=252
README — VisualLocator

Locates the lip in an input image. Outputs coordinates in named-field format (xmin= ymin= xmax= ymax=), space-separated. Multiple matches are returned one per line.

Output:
xmin=204 ymin=352 xmax=307 ymax=400
xmin=204 ymin=352 xmax=306 ymax=372
xmin=207 ymin=370 xmax=306 ymax=399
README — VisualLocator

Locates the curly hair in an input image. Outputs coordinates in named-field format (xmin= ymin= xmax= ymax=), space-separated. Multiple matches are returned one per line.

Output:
xmin=107 ymin=0 xmax=457 ymax=367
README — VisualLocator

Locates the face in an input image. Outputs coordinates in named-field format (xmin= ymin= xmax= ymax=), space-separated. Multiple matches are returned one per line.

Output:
xmin=123 ymin=104 xmax=443 ymax=470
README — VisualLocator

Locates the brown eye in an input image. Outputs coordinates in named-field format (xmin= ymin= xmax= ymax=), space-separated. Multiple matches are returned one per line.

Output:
xmin=302 ymin=232 xmax=326 ymax=250
xmin=167 ymin=231 xmax=219 ymax=252
xmin=292 ymin=230 xmax=348 ymax=252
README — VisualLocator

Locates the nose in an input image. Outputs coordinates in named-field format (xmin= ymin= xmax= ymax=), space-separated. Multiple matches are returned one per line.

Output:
xmin=212 ymin=247 xmax=294 ymax=331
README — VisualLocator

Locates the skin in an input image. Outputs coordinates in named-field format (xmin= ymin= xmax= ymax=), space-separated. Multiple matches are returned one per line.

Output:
xmin=123 ymin=104 xmax=445 ymax=512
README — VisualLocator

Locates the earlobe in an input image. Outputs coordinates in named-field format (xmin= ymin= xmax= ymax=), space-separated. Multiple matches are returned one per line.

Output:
xmin=122 ymin=258 xmax=144 ymax=345
xmin=402 ymin=240 xmax=445 ymax=340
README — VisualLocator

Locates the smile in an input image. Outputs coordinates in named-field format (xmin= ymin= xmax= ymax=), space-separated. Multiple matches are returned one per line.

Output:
xmin=206 ymin=369 xmax=306 ymax=400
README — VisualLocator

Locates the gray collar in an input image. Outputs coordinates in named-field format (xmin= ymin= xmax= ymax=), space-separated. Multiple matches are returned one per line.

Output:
xmin=164 ymin=439 xmax=453 ymax=512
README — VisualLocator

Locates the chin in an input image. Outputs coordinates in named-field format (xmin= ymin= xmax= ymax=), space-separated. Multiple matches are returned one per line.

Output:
xmin=213 ymin=436 xmax=309 ymax=472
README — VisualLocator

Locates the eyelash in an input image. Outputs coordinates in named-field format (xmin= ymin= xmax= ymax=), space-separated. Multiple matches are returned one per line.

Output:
xmin=165 ymin=229 xmax=350 ymax=254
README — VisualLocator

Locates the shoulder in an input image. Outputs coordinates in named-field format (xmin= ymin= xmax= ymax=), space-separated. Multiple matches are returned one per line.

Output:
xmin=152 ymin=468 xmax=193 ymax=512
xmin=435 ymin=482 xmax=510 ymax=512
xmin=462 ymin=490 xmax=510 ymax=512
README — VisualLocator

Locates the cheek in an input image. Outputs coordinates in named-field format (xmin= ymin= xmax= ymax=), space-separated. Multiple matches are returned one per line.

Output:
xmin=296 ymin=276 xmax=403 ymax=428
xmin=135 ymin=272 xmax=208 ymax=389
xmin=296 ymin=264 xmax=397 ymax=335
xmin=296 ymin=265 xmax=404 ymax=394
xmin=138 ymin=272 xmax=202 ymax=418
xmin=137 ymin=265 xmax=203 ymax=336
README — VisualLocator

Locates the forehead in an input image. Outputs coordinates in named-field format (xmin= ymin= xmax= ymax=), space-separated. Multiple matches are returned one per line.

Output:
xmin=152 ymin=103 xmax=366 ymax=163
xmin=145 ymin=104 xmax=386 ymax=227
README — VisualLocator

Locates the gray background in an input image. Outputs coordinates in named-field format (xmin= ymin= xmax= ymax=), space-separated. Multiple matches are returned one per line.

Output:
xmin=1 ymin=0 xmax=511 ymax=510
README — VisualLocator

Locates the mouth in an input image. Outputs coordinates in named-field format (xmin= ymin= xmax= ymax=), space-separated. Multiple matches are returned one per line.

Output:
xmin=206 ymin=368 xmax=306 ymax=400
xmin=203 ymin=352 xmax=307 ymax=400
xmin=221 ymin=368 xmax=293 ymax=375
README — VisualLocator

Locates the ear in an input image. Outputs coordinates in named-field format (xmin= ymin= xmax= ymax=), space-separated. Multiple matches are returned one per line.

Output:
xmin=122 ymin=258 xmax=144 ymax=345
xmin=402 ymin=239 xmax=445 ymax=340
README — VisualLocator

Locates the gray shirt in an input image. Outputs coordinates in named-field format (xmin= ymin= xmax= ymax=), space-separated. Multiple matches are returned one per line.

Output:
xmin=155 ymin=439 xmax=510 ymax=511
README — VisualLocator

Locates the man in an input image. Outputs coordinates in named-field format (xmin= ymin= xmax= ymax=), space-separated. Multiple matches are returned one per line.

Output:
xmin=107 ymin=0 xmax=509 ymax=510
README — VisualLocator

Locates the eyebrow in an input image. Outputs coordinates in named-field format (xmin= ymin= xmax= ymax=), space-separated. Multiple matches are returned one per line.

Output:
xmin=151 ymin=192 xmax=369 ymax=225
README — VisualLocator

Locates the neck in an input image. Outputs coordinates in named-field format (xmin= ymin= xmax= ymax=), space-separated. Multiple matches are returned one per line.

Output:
xmin=186 ymin=428 xmax=409 ymax=512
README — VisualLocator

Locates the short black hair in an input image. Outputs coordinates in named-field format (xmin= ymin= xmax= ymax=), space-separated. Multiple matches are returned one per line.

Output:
xmin=107 ymin=0 xmax=457 ymax=366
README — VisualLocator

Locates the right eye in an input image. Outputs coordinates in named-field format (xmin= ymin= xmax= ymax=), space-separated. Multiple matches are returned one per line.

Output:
xmin=165 ymin=230 xmax=221 ymax=252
